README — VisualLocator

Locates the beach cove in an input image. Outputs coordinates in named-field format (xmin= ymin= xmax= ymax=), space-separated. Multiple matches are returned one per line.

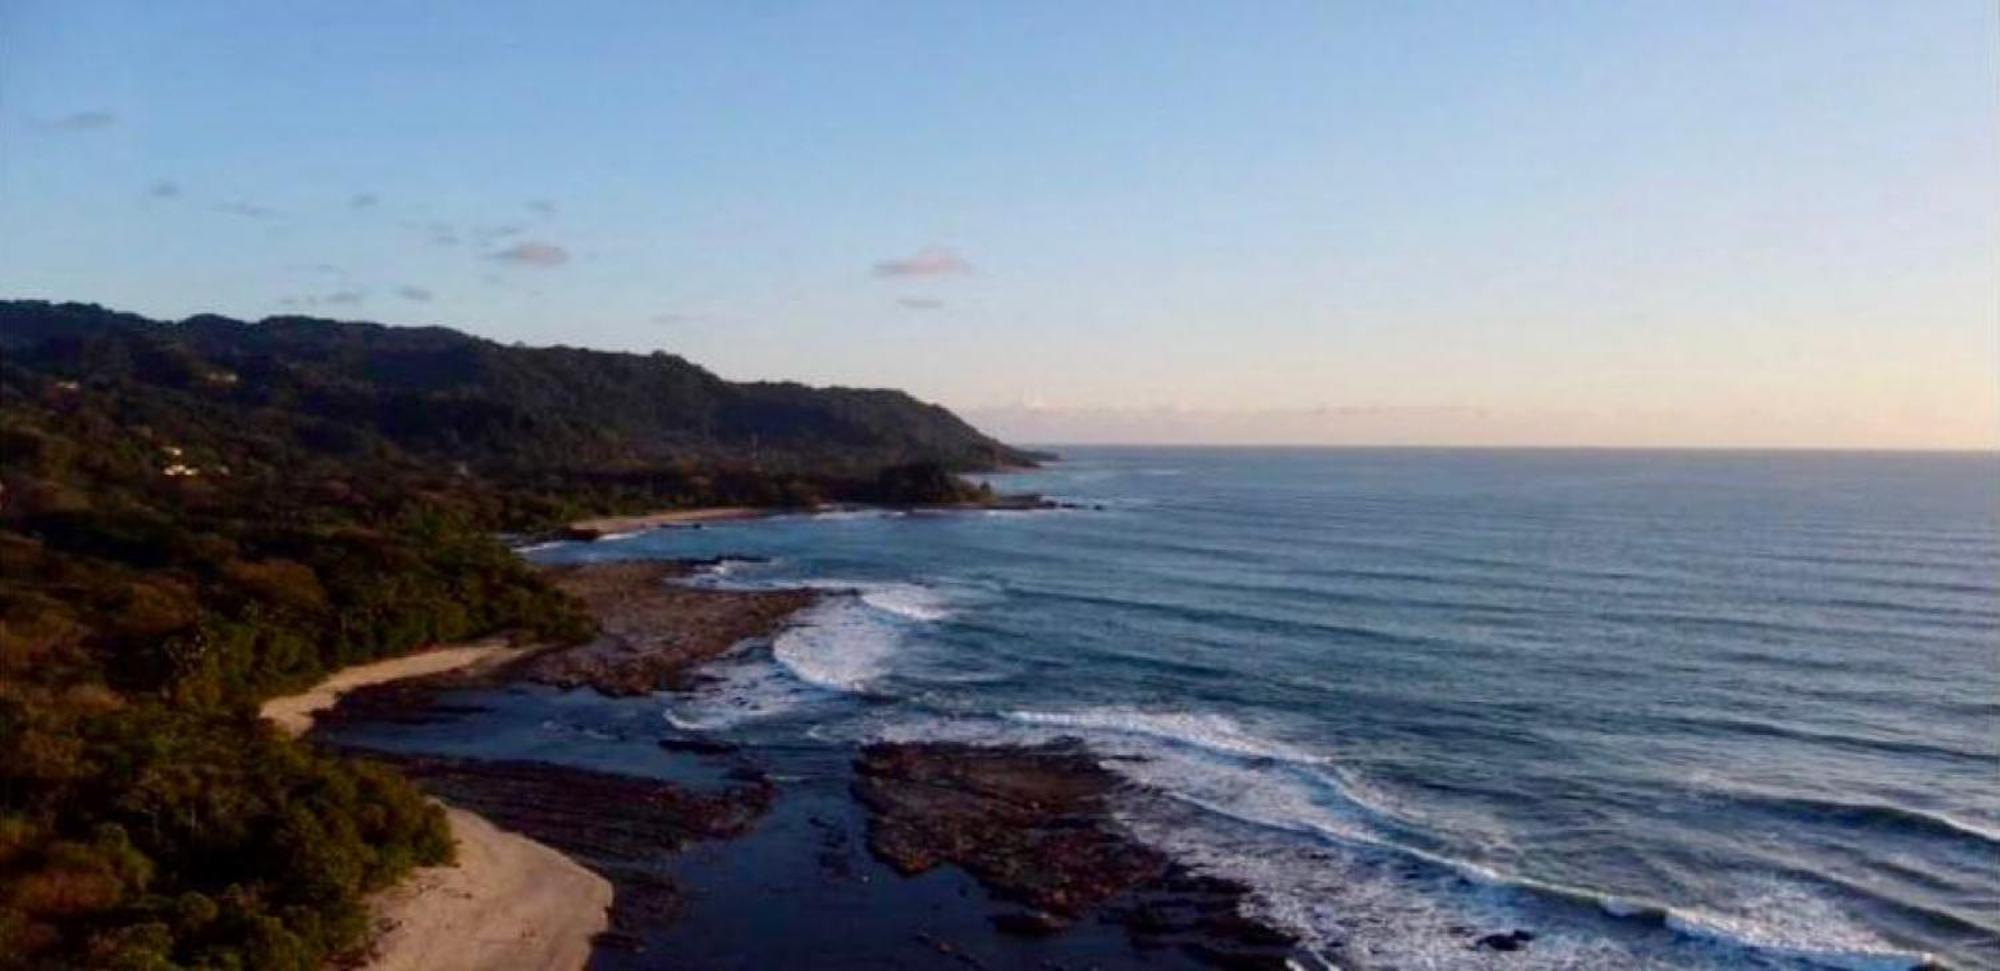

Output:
xmin=279 ymin=519 xmax=1301 ymax=970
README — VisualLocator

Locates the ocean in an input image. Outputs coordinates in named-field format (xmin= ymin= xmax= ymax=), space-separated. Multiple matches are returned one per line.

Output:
xmin=526 ymin=447 xmax=1998 ymax=969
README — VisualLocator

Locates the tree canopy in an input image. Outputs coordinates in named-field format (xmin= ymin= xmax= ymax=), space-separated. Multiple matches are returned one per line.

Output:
xmin=0 ymin=300 xmax=1029 ymax=967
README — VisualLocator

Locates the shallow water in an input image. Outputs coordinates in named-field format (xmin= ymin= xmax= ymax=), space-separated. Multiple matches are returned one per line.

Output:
xmin=534 ymin=448 xmax=2000 ymax=969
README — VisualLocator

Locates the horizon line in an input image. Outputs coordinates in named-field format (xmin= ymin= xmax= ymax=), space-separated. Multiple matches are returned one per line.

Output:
xmin=1008 ymin=442 xmax=2000 ymax=456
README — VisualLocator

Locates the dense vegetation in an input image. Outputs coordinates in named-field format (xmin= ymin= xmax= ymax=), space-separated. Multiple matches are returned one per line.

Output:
xmin=0 ymin=300 xmax=1031 ymax=968
xmin=0 ymin=301 xmax=1033 ymax=477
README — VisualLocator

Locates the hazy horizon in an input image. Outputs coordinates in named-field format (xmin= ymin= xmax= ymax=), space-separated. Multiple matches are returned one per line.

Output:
xmin=4 ymin=1 xmax=1995 ymax=450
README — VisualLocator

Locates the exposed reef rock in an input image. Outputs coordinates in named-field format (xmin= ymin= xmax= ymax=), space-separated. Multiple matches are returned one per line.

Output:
xmin=523 ymin=560 xmax=822 ymax=696
xmin=853 ymin=740 xmax=1301 ymax=968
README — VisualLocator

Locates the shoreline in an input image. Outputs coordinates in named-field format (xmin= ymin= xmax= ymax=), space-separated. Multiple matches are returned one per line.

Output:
xmin=259 ymin=638 xmax=533 ymax=736
xmin=358 ymin=806 xmax=611 ymax=971
xmin=555 ymin=495 xmax=1069 ymax=543
xmin=561 ymin=506 xmax=770 ymax=540
xmin=260 ymin=642 xmax=612 ymax=971
xmin=524 ymin=559 xmax=822 ymax=695
xmin=304 ymin=556 xmax=1309 ymax=969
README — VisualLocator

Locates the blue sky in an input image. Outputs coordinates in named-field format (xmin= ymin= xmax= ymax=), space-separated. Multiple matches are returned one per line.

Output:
xmin=3 ymin=1 xmax=1994 ymax=447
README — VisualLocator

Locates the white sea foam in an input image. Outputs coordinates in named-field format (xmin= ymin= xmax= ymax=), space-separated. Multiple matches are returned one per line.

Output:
xmin=720 ymin=576 xmax=964 ymax=623
xmin=659 ymin=654 xmax=820 ymax=731
xmin=1002 ymin=707 xmax=1328 ymax=765
xmin=691 ymin=556 xmax=769 ymax=579
xmin=1657 ymin=879 xmax=1935 ymax=971
xmin=855 ymin=583 xmax=955 ymax=621
xmin=1121 ymin=792 xmax=1932 ymax=970
xmin=803 ymin=507 xmax=906 ymax=522
xmin=658 ymin=597 xmax=902 ymax=728
xmin=657 ymin=577 xmax=968 ymax=729
xmin=771 ymin=598 xmax=901 ymax=693
xmin=869 ymin=708 xmax=1930 ymax=971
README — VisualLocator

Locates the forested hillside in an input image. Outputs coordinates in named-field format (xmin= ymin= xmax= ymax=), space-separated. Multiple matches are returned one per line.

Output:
xmin=0 ymin=301 xmax=1031 ymax=476
xmin=0 ymin=300 xmax=1032 ymax=968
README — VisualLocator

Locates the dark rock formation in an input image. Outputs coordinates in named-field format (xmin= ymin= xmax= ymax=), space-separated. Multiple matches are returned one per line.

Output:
xmin=523 ymin=560 xmax=822 ymax=695
xmin=853 ymin=741 xmax=1300 ymax=968
xmin=1476 ymin=929 xmax=1537 ymax=952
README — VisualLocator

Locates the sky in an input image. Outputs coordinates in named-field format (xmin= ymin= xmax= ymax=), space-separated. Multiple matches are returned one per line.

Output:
xmin=2 ymin=1 xmax=1995 ymax=449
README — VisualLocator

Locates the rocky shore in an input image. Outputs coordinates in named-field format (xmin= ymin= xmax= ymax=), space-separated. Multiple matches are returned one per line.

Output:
xmin=313 ymin=555 xmax=1304 ymax=969
xmin=855 ymin=741 xmax=1300 ymax=968
xmin=553 ymin=496 xmax=1087 ymax=543
xmin=524 ymin=559 xmax=821 ymax=695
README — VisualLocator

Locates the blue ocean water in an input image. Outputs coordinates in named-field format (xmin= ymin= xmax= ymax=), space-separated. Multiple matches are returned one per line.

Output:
xmin=536 ymin=448 xmax=2000 ymax=969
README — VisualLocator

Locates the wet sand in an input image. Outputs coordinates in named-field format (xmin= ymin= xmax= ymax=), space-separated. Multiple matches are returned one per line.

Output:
xmin=259 ymin=637 xmax=531 ymax=736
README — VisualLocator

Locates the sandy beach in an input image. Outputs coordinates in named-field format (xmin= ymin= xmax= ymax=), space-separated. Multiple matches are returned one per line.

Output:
xmin=563 ymin=506 xmax=768 ymax=539
xmin=358 ymin=806 xmax=611 ymax=971
xmin=261 ymin=642 xmax=611 ymax=971
xmin=306 ymin=560 xmax=1304 ymax=970
xmin=561 ymin=498 xmax=1057 ymax=542
xmin=259 ymin=638 xmax=533 ymax=737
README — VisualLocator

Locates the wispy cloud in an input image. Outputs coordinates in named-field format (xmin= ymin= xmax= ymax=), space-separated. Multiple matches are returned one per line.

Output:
xmin=279 ymin=289 xmax=367 ymax=309
xmin=488 ymin=240 xmax=570 ymax=267
xmin=471 ymin=224 xmax=525 ymax=245
xmin=897 ymin=297 xmax=945 ymax=310
xmin=873 ymin=246 xmax=971 ymax=278
xmin=395 ymin=285 xmax=434 ymax=302
xmin=147 ymin=180 xmax=181 ymax=199
xmin=527 ymin=199 xmax=557 ymax=217
xmin=31 ymin=110 xmax=116 ymax=132
xmin=213 ymin=201 xmax=277 ymax=219
xmin=349 ymin=192 xmax=379 ymax=209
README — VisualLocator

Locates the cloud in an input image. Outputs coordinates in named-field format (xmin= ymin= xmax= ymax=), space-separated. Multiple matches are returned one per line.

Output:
xmin=32 ymin=110 xmax=116 ymax=132
xmin=897 ymin=297 xmax=944 ymax=310
xmin=402 ymin=220 xmax=461 ymax=245
xmin=349 ymin=192 xmax=379 ymax=209
xmin=147 ymin=180 xmax=181 ymax=199
xmin=873 ymin=246 xmax=971 ymax=278
xmin=527 ymin=199 xmax=557 ymax=217
xmin=488 ymin=240 xmax=570 ymax=267
xmin=395 ymin=285 xmax=434 ymax=302
xmin=213 ymin=201 xmax=276 ymax=219
xmin=651 ymin=313 xmax=694 ymax=325
xmin=279 ymin=289 xmax=367 ymax=309
xmin=471 ymin=224 xmax=524 ymax=244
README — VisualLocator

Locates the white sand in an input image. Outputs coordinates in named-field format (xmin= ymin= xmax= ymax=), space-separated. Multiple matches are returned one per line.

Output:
xmin=260 ymin=641 xmax=611 ymax=971
xmin=566 ymin=505 xmax=766 ymax=535
xmin=360 ymin=807 xmax=611 ymax=971
xmin=258 ymin=638 xmax=528 ymax=737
